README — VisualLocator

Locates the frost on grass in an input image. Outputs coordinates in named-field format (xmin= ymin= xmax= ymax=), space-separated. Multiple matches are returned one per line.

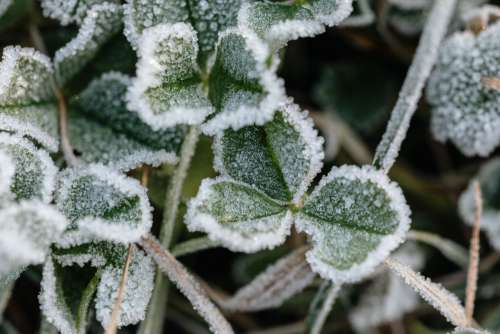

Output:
xmin=55 ymin=164 xmax=153 ymax=246
xmin=95 ymin=247 xmax=154 ymax=328
xmin=0 ymin=201 xmax=67 ymax=278
xmin=40 ymin=0 xmax=120 ymax=25
xmin=69 ymin=72 xmax=183 ymax=171
xmin=295 ymin=165 xmax=411 ymax=283
xmin=54 ymin=3 xmax=123 ymax=85
xmin=0 ymin=133 xmax=57 ymax=203
xmin=427 ymin=22 xmax=500 ymax=157
xmin=238 ymin=0 xmax=353 ymax=51
xmin=0 ymin=46 xmax=59 ymax=152
xmin=213 ymin=103 xmax=324 ymax=204
xmin=459 ymin=158 xmax=500 ymax=250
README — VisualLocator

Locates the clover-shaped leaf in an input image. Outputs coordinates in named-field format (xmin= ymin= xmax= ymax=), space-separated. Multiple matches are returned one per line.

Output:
xmin=40 ymin=0 xmax=120 ymax=26
xmin=0 ymin=201 xmax=67 ymax=278
xmin=69 ymin=72 xmax=183 ymax=171
xmin=55 ymin=164 xmax=152 ymax=246
xmin=53 ymin=3 xmax=123 ymax=86
xmin=186 ymin=104 xmax=323 ymax=252
xmin=0 ymin=46 xmax=59 ymax=152
xmin=295 ymin=165 xmax=410 ymax=283
xmin=238 ymin=0 xmax=354 ymax=50
xmin=427 ymin=22 xmax=500 ymax=157
xmin=0 ymin=133 xmax=57 ymax=203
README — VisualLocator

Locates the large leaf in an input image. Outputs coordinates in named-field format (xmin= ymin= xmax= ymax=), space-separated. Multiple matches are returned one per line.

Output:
xmin=0 ymin=201 xmax=67 ymax=277
xmin=213 ymin=103 xmax=323 ymax=203
xmin=69 ymin=72 xmax=183 ymax=171
xmin=185 ymin=177 xmax=292 ymax=253
xmin=0 ymin=133 xmax=57 ymax=203
xmin=40 ymin=0 xmax=120 ymax=25
xmin=295 ymin=165 xmax=411 ymax=283
xmin=55 ymin=164 xmax=153 ymax=246
xmin=0 ymin=46 xmax=58 ymax=152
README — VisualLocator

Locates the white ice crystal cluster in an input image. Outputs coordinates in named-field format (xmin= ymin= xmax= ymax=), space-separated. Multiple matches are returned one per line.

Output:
xmin=40 ymin=0 xmax=121 ymax=25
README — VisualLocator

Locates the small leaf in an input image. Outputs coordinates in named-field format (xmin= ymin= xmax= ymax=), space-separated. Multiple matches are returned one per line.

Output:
xmin=0 ymin=201 xmax=67 ymax=277
xmin=185 ymin=177 xmax=292 ymax=253
xmin=0 ymin=46 xmax=59 ymax=152
xmin=55 ymin=164 xmax=153 ymax=246
xmin=213 ymin=103 xmax=324 ymax=203
xmin=69 ymin=72 xmax=183 ymax=171
xmin=54 ymin=3 xmax=123 ymax=86
xmin=295 ymin=165 xmax=411 ymax=283
xmin=0 ymin=133 xmax=57 ymax=203
xmin=238 ymin=0 xmax=354 ymax=50
xmin=40 ymin=0 xmax=120 ymax=25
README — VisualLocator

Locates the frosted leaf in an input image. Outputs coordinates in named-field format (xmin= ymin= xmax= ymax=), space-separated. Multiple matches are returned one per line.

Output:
xmin=221 ymin=246 xmax=315 ymax=311
xmin=0 ymin=133 xmax=57 ymax=203
xmin=238 ymin=0 xmax=353 ymax=50
xmin=349 ymin=243 xmax=424 ymax=332
xmin=427 ymin=22 xmax=500 ymax=157
xmin=40 ymin=258 xmax=101 ymax=334
xmin=95 ymin=247 xmax=155 ymax=328
xmin=40 ymin=0 xmax=120 ymax=25
xmin=55 ymin=164 xmax=153 ymax=246
xmin=69 ymin=72 xmax=183 ymax=171
xmin=0 ymin=0 xmax=11 ymax=17
xmin=214 ymin=103 xmax=324 ymax=204
xmin=0 ymin=201 xmax=67 ymax=277
xmin=451 ymin=328 xmax=491 ymax=334
xmin=0 ymin=46 xmax=58 ymax=151
xmin=295 ymin=165 xmax=411 ymax=283
xmin=54 ymin=3 xmax=123 ymax=86
xmin=126 ymin=23 xmax=212 ymax=130
xmin=201 ymin=29 xmax=286 ymax=135
xmin=185 ymin=177 xmax=293 ymax=253
xmin=459 ymin=158 xmax=500 ymax=250
xmin=0 ymin=148 xmax=15 ymax=202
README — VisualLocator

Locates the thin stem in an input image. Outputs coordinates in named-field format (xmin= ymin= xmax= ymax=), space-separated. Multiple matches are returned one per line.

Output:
xmin=139 ymin=126 xmax=199 ymax=334
xmin=0 ymin=281 xmax=13 ymax=318
xmin=408 ymin=230 xmax=469 ymax=267
xmin=171 ymin=237 xmax=221 ymax=258
xmin=465 ymin=181 xmax=482 ymax=324
xmin=372 ymin=0 xmax=457 ymax=173
xmin=306 ymin=281 xmax=341 ymax=334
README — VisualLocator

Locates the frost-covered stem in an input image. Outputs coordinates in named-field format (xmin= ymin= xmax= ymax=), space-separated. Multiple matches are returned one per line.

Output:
xmin=306 ymin=281 xmax=341 ymax=334
xmin=372 ymin=0 xmax=457 ymax=173
xmin=139 ymin=126 xmax=199 ymax=334
xmin=172 ymin=237 xmax=221 ymax=257
xmin=105 ymin=244 xmax=133 ymax=334
xmin=0 ymin=282 xmax=13 ymax=317
xmin=139 ymin=234 xmax=234 ymax=334
xmin=465 ymin=181 xmax=482 ymax=323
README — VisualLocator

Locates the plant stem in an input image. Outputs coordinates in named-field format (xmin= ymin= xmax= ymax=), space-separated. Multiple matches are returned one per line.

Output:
xmin=372 ymin=0 xmax=457 ymax=173
xmin=171 ymin=236 xmax=221 ymax=257
xmin=139 ymin=126 xmax=199 ymax=334
xmin=306 ymin=281 xmax=341 ymax=334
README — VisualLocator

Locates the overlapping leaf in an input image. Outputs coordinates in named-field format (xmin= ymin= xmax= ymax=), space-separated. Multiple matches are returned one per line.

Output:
xmin=40 ymin=0 xmax=120 ymax=25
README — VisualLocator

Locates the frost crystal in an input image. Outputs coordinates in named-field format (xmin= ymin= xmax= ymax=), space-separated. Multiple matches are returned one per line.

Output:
xmin=427 ymin=22 xmax=500 ymax=157
xmin=0 ymin=46 xmax=59 ymax=152
xmin=54 ymin=3 xmax=123 ymax=85
xmin=295 ymin=165 xmax=411 ymax=283
xmin=40 ymin=0 xmax=120 ymax=25
xmin=70 ymin=72 xmax=183 ymax=171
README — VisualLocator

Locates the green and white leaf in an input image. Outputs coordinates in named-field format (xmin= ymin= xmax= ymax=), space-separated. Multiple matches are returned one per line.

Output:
xmin=40 ymin=258 xmax=101 ymax=334
xmin=54 ymin=3 xmax=123 ymax=86
xmin=185 ymin=177 xmax=292 ymax=253
xmin=40 ymin=0 xmax=120 ymax=25
xmin=95 ymin=247 xmax=155 ymax=328
xmin=70 ymin=72 xmax=183 ymax=171
xmin=0 ymin=46 xmax=58 ymax=152
xmin=238 ymin=0 xmax=353 ymax=50
xmin=295 ymin=165 xmax=411 ymax=283
xmin=0 ymin=201 xmax=67 ymax=277
xmin=0 ymin=133 xmax=57 ymax=203
xmin=214 ymin=103 xmax=323 ymax=204
xmin=55 ymin=164 xmax=153 ymax=246
xmin=0 ymin=148 xmax=15 ymax=202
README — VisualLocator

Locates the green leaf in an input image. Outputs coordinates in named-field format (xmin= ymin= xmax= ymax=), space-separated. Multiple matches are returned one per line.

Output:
xmin=295 ymin=165 xmax=411 ymax=283
xmin=0 ymin=201 xmax=67 ymax=278
xmin=69 ymin=72 xmax=184 ymax=171
xmin=0 ymin=148 xmax=15 ymax=202
xmin=0 ymin=133 xmax=57 ymax=202
xmin=214 ymin=103 xmax=323 ymax=203
xmin=0 ymin=46 xmax=58 ymax=152
xmin=54 ymin=3 xmax=123 ymax=86
xmin=40 ymin=258 xmax=101 ymax=334
xmin=239 ymin=0 xmax=353 ymax=50
xmin=40 ymin=0 xmax=120 ymax=25
xmin=185 ymin=177 xmax=292 ymax=253
xmin=55 ymin=164 xmax=153 ymax=246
